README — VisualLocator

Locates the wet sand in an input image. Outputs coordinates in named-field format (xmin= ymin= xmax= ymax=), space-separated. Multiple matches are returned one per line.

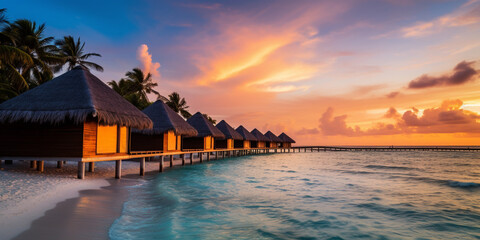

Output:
xmin=12 ymin=178 xmax=138 ymax=240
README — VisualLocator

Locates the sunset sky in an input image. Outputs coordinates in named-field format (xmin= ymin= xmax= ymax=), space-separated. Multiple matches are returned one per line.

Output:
xmin=5 ymin=0 xmax=480 ymax=145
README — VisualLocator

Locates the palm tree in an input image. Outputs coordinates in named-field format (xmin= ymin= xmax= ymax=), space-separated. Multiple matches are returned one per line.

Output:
xmin=124 ymin=68 xmax=165 ymax=102
xmin=108 ymin=68 xmax=166 ymax=109
xmin=166 ymin=92 xmax=192 ymax=119
xmin=0 ymin=9 xmax=34 ymax=101
xmin=54 ymin=36 xmax=103 ymax=72
xmin=2 ymin=19 xmax=63 ymax=86
xmin=202 ymin=113 xmax=216 ymax=125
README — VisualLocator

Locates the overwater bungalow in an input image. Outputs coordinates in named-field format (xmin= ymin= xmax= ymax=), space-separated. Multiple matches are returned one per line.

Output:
xmin=278 ymin=132 xmax=296 ymax=148
xmin=131 ymin=100 xmax=198 ymax=153
xmin=250 ymin=128 xmax=269 ymax=148
xmin=264 ymin=131 xmax=282 ymax=148
xmin=183 ymin=112 xmax=225 ymax=150
xmin=0 ymin=66 xmax=152 ymax=170
xmin=215 ymin=120 xmax=243 ymax=149
xmin=235 ymin=126 xmax=257 ymax=149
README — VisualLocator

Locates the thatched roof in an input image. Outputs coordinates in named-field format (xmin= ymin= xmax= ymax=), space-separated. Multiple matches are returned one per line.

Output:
xmin=251 ymin=128 xmax=269 ymax=142
xmin=265 ymin=131 xmax=282 ymax=142
xmin=278 ymin=132 xmax=296 ymax=143
xmin=235 ymin=125 xmax=257 ymax=141
xmin=134 ymin=100 xmax=198 ymax=136
xmin=216 ymin=120 xmax=243 ymax=140
xmin=186 ymin=112 xmax=225 ymax=138
xmin=0 ymin=66 xmax=152 ymax=129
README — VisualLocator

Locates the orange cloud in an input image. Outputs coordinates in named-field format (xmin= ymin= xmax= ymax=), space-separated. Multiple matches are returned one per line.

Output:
xmin=137 ymin=44 xmax=161 ymax=81
xmin=319 ymin=99 xmax=480 ymax=136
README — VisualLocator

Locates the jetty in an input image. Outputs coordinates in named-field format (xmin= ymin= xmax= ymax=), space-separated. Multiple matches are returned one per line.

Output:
xmin=292 ymin=146 xmax=480 ymax=152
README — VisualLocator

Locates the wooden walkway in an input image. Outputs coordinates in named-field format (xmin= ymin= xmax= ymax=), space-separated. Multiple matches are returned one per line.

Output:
xmin=2 ymin=146 xmax=478 ymax=180
xmin=292 ymin=146 xmax=480 ymax=152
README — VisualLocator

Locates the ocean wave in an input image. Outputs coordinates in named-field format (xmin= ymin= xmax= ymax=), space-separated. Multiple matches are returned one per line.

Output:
xmin=447 ymin=181 xmax=480 ymax=188
xmin=365 ymin=164 xmax=417 ymax=171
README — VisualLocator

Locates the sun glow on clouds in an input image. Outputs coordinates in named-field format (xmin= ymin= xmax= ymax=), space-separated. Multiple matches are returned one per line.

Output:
xmin=137 ymin=44 xmax=161 ymax=81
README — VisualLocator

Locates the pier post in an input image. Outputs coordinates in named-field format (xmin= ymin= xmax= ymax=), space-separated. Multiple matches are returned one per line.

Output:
xmin=190 ymin=153 xmax=193 ymax=165
xmin=88 ymin=162 xmax=95 ymax=173
xmin=37 ymin=161 xmax=44 ymax=172
xmin=215 ymin=151 xmax=218 ymax=160
xmin=57 ymin=161 xmax=63 ymax=169
xmin=31 ymin=160 xmax=37 ymax=169
xmin=77 ymin=162 xmax=85 ymax=179
xmin=160 ymin=156 xmax=164 ymax=172
xmin=200 ymin=153 xmax=203 ymax=163
xmin=170 ymin=155 xmax=174 ymax=168
xmin=181 ymin=154 xmax=185 ymax=166
xmin=140 ymin=157 xmax=145 ymax=176
xmin=115 ymin=160 xmax=122 ymax=179
xmin=207 ymin=152 xmax=211 ymax=161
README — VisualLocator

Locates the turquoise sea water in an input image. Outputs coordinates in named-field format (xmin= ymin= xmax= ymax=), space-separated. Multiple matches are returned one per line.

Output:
xmin=109 ymin=151 xmax=480 ymax=239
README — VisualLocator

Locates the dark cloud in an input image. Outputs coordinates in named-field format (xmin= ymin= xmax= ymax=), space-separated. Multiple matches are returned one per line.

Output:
xmin=408 ymin=61 xmax=478 ymax=89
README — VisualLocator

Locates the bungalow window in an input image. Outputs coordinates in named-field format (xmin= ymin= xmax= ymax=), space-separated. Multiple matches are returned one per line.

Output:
xmin=205 ymin=136 xmax=213 ymax=150
xmin=97 ymin=125 xmax=128 ymax=154
xmin=97 ymin=125 xmax=118 ymax=154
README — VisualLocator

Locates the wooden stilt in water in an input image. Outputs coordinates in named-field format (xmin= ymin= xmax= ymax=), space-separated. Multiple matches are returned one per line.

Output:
xmin=181 ymin=154 xmax=185 ymax=166
xmin=57 ymin=161 xmax=63 ymax=169
xmin=215 ymin=151 xmax=218 ymax=160
xmin=31 ymin=161 xmax=37 ymax=169
xmin=200 ymin=152 xmax=204 ymax=163
xmin=207 ymin=152 xmax=211 ymax=161
xmin=140 ymin=157 xmax=145 ymax=176
xmin=78 ymin=162 xmax=85 ymax=179
xmin=160 ymin=156 xmax=165 ymax=172
xmin=37 ymin=161 xmax=44 ymax=172
xmin=115 ymin=160 xmax=122 ymax=179
xmin=170 ymin=155 xmax=174 ymax=168
xmin=190 ymin=153 xmax=193 ymax=165
xmin=88 ymin=162 xmax=95 ymax=173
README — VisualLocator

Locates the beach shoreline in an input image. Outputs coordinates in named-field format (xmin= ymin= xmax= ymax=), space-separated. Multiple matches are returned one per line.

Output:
xmin=0 ymin=156 xmax=201 ymax=240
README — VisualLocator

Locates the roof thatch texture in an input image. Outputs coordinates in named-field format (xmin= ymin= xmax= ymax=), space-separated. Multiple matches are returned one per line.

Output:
xmin=0 ymin=66 xmax=152 ymax=129
xmin=134 ymin=100 xmax=198 ymax=136
xmin=250 ymin=128 xmax=269 ymax=142
xmin=216 ymin=120 xmax=243 ymax=140
xmin=235 ymin=125 xmax=257 ymax=141
xmin=278 ymin=132 xmax=296 ymax=143
xmin=186 ymin=112 xmax=225 ymax=138
xmin=265 ymin=131 xmax=282 ymax=142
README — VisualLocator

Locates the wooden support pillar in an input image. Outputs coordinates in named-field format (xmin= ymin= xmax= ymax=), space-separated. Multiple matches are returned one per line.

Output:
xmin=57 ymin=161 xmax=63 ymax=169
xmin=207 ymin=152 xmax=211 ymax=161
xmin=169 ymin=155 xmax=174 ymax=168
xmin=181 ymin=154 xmax=185 ymax=166
xmin=37 ymin=161 xmax=44 ymax=172
xmin=200 ymin=152 xmax=204 ymax=162
xmin=31 ymin=161 xmax=37 ymax=169
xmin=78 ymin=162 xmax=85 ymax=179
xmin=190 ymin=153 xmax=193 ymax=165
xmin=140 ymin=157 xmax=145 ymax=176
xmin=215 ymin=151 xmax=218 ymax=160
xmin=115 ymin=160 xmax=122 ymax=179
xmin=159 ymin=156 xmax=165 ymax=172
xmin=88 ymin=162 xmax=95 ymax=173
